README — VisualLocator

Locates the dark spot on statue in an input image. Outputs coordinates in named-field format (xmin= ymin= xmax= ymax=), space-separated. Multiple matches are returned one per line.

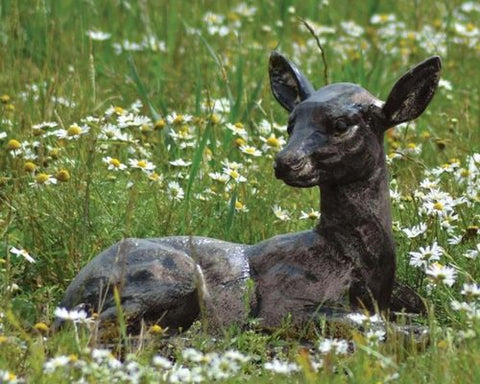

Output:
xmin=162 ymin=256 xmax=176 ymax=269
xmin=305 ymin=270 xmax=318 ymax=282
xmin=131 ymin=269 xmax=153 ymax=281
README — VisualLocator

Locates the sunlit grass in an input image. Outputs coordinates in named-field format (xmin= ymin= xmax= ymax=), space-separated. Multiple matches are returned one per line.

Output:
xmin=2 ymin=0 xmax=480 ymax=382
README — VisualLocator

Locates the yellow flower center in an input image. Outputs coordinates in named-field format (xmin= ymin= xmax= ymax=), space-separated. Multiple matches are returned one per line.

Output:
xmin=155 ymin=119 xmax=166 ymax=130
xmin=234 ymin=122 xmax=244 ymax=128
xmin=420 ymin=132 xmax=431 ymax=139
xmin=67 ymin=124 xmax=82 ymax=136
xmin=266 ymin=136 xmax=280 ymax=147
xmin=229 ymin=170 xmax=239 ymax=179
xmin=210 ymin=114 xmax=220 ymax=124
xmin=179 ymin=125 xmax=189 ymax=135
xmin=235 ymin=201 xmax=244 ymax=210
xmin=308 ymin=212 xmax=319 ymax=219
xmin=110 ymin=158 xmax=121 ymax=167
xmin=34 ymin=322 xmax=50 ymax=333
xmin=49 ymin=148 xmax=60 ymax=159
xmin=137 ymin=160 xmax=147 ymax=168
xmin=6 ymin=139 xmax=21 ymax=150
xmin=69 ymin=354 xmax=78 ymax=362
xmin=433 ymin=202 xmax=444 ymax=211
xmin=0 ymin=94 xmax=10 ymax=103
xmin=467 ymin=22 xmax=476 ymax=32
xmin=35 ymin=173 xmax=50 ymax=184
xmin=24 ymin=161 xmax=37 ymax=172
xmin=173 ymin=115 xmax=184 ymax=124
xmin=149 ymin=172 xmax=161 ymax=182
xmin=150 ymin=324 xmax=164 ymax=334
xmin=407 ymin=143 xmax=416 ymax=149
xmin=379 ymin=14 xmax=390 ymax=22
xmin=114 ymin=106 xmax=124 ymax=115
xmin=235 ymin=138 xmax=246 ymax=147
xmin=56 ymin=169 xmax=70 ymax=182
xmin=244 ymin=147 xmax=256 ymax=155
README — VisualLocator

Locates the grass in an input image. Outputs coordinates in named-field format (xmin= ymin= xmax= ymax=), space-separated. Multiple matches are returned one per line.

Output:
xmin=1 ymin=0 xmax=480 ymax=382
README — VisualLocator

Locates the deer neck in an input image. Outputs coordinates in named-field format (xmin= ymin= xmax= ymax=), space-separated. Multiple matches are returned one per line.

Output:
xmin=317 ymin=162 xmax=391 ymax=236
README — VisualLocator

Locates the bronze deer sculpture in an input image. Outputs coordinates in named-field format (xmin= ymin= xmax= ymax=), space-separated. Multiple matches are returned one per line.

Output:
xmin=57 ymin=52 xmax=441 ymax=332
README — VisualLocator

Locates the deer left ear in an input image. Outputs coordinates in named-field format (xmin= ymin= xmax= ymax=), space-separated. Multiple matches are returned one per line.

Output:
xmin=382 ymin=56 xmax=441 ymax=127
xmin=269 ymin=51 xmax=315 ymax=112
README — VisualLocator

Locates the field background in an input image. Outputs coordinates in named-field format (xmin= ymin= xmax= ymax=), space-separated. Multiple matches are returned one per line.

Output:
xmin=2 ymin=0 xmax=480 ymax=382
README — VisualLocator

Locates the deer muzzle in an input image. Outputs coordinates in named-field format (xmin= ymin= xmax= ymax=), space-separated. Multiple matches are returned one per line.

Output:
xmin=274 ymin=153 xmax=306 ymax=178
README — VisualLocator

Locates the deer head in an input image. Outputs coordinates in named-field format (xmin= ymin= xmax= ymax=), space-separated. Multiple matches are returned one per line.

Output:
xmin=269 ymin=52 xmax=441 ymax=187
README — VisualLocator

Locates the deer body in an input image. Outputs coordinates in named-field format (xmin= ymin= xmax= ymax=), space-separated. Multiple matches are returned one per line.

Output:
xmin=58 ymin=53 xmax=441 ymax=332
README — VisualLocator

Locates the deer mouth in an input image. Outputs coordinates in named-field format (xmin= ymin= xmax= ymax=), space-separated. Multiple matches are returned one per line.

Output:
xmin=282 ymin=175 xmax=319 ymax=187
xmin=276 ymin=166 xmax=322 ymax=188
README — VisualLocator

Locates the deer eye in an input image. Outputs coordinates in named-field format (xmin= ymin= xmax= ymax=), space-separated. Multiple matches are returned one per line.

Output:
xmin=334 ymin=118 xmax=349 ymax=133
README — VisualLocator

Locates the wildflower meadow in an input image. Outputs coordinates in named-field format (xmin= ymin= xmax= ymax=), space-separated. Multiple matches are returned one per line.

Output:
xmin=2 ymin=0 xmax=480 ymax=382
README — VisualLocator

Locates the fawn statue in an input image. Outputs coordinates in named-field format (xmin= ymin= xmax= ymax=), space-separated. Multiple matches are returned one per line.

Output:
xmin=57 ymin=52 xmax=441 ymax=332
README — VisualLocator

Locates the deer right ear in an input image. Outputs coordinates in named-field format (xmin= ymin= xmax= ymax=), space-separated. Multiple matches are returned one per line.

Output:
xmin=269 ymin=51 xmax=314 ymax=112
xmin=382 ymin=56 xmax=441 ymax=127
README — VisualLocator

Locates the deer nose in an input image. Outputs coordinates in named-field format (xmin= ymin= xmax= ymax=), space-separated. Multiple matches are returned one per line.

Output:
xmin=274 ymin=152 xmax=306 ymax=177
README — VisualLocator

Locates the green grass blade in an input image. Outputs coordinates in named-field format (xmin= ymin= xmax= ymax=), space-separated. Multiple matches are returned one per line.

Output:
xmin=127 ymin=55 xmax=163 ymax=120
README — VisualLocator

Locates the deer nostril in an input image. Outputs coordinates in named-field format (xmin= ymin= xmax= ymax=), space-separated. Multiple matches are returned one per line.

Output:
xmin=274 ymin=154 xmax=305 ymax=173
xmin=289 ymin=158 xmax=305 ymax=171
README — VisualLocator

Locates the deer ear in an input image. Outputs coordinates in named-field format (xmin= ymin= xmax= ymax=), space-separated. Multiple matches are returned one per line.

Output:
xmin=382 ymin=56 xmax=441 ymax=126
xmin=269 ymin=51 xmax=315 ymax=112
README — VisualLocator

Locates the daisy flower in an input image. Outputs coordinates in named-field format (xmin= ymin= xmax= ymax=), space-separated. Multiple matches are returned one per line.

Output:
xmin=402 ymin=223 xmax=427 ymax=238
xmin=464 ymin=244 xmax=480 ymax=259
xmin=272 ymin=205 xmax=290 ymax=221
xmin=409 ymin=241 xmax=443 ymax=269
xmin=264 ymin=359 xmax=299 ymax=374
xmin=318 ymin=338 xmax=349 ymax=355
xmin=234 ymin=200 xmax=248 ymax=212
xmin=169 ymin=158 xmax=192 ymax=167
xmin=166 ymin=113 xmax=192 ymax=125
xmin=152 ymin=355 xmax=173 ymax=370
xmin=260 ymin=134 xmax=286 ymax=151
xmin=426 ymin=262 xmax=457 ymax=287
xmin=225 ymin=122 xmax=248 ymax=139
xmin=209 ymin=172 xmax=229 ymax=183
xmin=10 ymin=246 xmax=35 ymax=263
xmin=54 ymin=123 xmax=89 ymax=140
xmin=54 ymin=307 xmax=89 ymax=323
xmin=257 ymin=119 xmax=273 ymax=135
xmin=128 ymin=158 xmax=155 ymax=172
xmin=239 ymin=145 xmax=262 ymax=157
xmin=300 ymin=208 xmax=321 ymax=220
xmin=223 ymin=168 xmax=247 ymax=183
xmin=103 ymin=156 xmax=127 ymax=171
xmin=86 ymin=29 xmax=112 ymax=41
xmin=461 ymin=283 xmax=480 ymax=298
xmin=365 ymin=329 xmax=386 ymax=345
xmin=99 ymin=124 xmax=133 ymax=142
xmin=30 ymin=173 xmax=57 ymax=188
xmin=167 ymin=181 xmax=185 ymax=201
